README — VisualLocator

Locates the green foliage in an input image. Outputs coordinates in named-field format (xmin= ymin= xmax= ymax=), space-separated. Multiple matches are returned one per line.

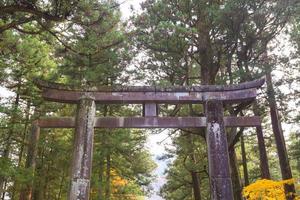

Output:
xmin=0 ymin=0 xmax=299 ymax=199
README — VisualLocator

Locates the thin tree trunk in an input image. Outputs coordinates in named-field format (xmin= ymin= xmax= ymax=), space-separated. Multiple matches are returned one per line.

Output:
xmin=191 ymin=171 xmax=201 ymax=200
xmin=18 ymin=100 xmax=31 ymax=166
xmin=255 ymin=125 xmax=271 ymax=179
xmin=19 ymin=121 xmax=40 ymax=200
xmin=265 ymin=69 xmax=295 ymax=198
xmin=12 ymin=101 xmax=31 ymax=200
xmin=98 ymin=158 xmax=104 ymax=200
xmin=56 ymin=171 xmax=65 ymax=200
xmin=105 ymin=154 xmax=111 ymax=200
xmin=98 ymin=105 xmax=108 ymax=200
xmin=229 ymin=146 xmax=242 ymax=200
xmin=188 ymin=135 xmax=201 ymax=200
xmin=43 ymin=161 xmax=51 ymax=200
xmin=33 ymin=144 xmax=45 ymax=200
xmin=253 ymin=102 xmax=271 ymax=179
xmin=240 ymin=133 xmax=249 ymax=186
xmin=1 ymin=182 xmax=7 ymax=200
xmin=186 ymin=63 xmax=202 ymax=200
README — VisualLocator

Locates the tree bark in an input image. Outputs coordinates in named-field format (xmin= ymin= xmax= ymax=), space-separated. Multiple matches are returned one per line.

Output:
xmin=32 ymin=142 xmax=46 ymax=200
xmin=19 ymin=121 xmax=40 ymax=200
xmin=68 ymin=96 xmax=96 ymax=200
xmin=205 ymin=100 xmax=233 ymax=200
xmin=240 ymin=133 xmax=249 ymax=186
xmin=229 ymin=145 xmax=242 ymax=200
xmin=191 ymin=171 xmax=201 ymax=200
xmin=105 ymin=154 xmax=111 ymax=200
xmin=255 ymin=126 xmax=271 ymax=179
xmin=188 ymin=134 xmax=201 ymax=200
xmin=18 ymin=100 xmax=31 ymax=167
xmin=12 ymin=100 xmax=31 ymax=200
xmin=266 ymin=70 xmax=295 ymax=198
xmin=253 ymin=103 xmax=271 ymax=179
xmin=98 ymin=157 xmax=104 ymax=200
xmin=57 ymin=170 xmax=65 ymax=200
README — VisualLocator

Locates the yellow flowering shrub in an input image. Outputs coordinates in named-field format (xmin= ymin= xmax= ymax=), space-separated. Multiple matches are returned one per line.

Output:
xmin=242 ymin=179 xmax=298 ymax=200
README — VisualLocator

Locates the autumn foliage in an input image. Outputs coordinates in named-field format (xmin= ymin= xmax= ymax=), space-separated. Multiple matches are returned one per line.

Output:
xmin=242 ymin=179 xmax=299 ymax=200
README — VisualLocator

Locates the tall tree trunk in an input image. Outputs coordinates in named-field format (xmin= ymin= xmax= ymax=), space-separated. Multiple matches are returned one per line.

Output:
xmin=98 ymin=105 xmax=108 ymax=200
xmin=17 ymin=100 xmax=31 ymax=166
xmin=56 ymin=170 xmax=65 ymax=200
xmin=240 ymin=133 xmax=249 ymax=186
xmin=43 ymin=161 xmax=51 ymax=200
xmin=32 ymin=145 xmax=45 ymax=200
xmin=265 ymin=69 xmax=295 ymax=198
xmin=19 ymin=121 xmax=40 ymax=200
xmin=229 ymin=146 xmax=242 ymax=200
xmin=12 ymin=100 xmax=31 ymax=200
xmin=253 ymin=102 xmax=271 ymax=179
xmin=188 ymin=135 xmax=201 ymax=200
xmin=191 ymin=171 xmax=201 ymax=200
xmin=98 ymin=158 xmax=104 ymax=200
xmin=186 ymin=63 xmax=202 ymax=200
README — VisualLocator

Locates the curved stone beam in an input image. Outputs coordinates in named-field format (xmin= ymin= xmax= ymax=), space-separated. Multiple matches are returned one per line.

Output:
xmin=35 ymin=79 xmax=264 ymax=104
xmin=39 ymin=88 xmax=257 ymax=104
xmin=34 ymin=78 xmax=265 ymax=92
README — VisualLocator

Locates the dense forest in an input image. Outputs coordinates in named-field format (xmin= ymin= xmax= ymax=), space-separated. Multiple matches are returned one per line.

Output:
xmin=0 ymin=0 xmax=299 ymax=200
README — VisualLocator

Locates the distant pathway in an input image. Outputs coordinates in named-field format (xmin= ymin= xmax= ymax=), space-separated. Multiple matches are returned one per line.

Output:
xmin=146 ymin=130 xmax=174 ymax=200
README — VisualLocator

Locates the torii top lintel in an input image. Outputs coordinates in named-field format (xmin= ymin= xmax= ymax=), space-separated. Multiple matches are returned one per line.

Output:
xmin=34 ymin=78 xmax=265 ymax=104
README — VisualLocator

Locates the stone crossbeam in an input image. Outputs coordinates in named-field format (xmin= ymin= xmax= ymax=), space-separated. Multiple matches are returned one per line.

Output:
xmin=35 ymin=78 xmax=264 ymax=104
xmin=36 ymin=116 xmax=261 ymax=129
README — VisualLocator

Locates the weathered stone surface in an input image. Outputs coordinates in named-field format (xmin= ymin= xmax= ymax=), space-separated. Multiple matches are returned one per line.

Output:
xmin=34 ymin=79 xmax=267 ymax=200
xmin=37 ymin=116 xmax=261 ymax=128
xmin=206 ymin=100 xmax=234 ymax=200
xmin=35 ymin=78 xmax=265 ymax=92
xmin=210 ymin=178 xmax=234 ymax=200
xmin=68 ymin=97 xmax=96 ymax=200
xmin=40 ymin=88 xmax=258 ymax=104
xmin=143 ymin=103 xmax=157 ymax=116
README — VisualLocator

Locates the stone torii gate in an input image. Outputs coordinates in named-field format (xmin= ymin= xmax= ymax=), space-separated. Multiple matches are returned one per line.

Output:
xmin=28 ymin=78 xmax=268 ymax=200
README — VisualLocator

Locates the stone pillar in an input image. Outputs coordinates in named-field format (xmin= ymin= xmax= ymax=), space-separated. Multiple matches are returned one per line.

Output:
xmin=68 ymin=96 xmax=96 ymax=200
xmin=205 ymin=100 xmax=234 ymax=200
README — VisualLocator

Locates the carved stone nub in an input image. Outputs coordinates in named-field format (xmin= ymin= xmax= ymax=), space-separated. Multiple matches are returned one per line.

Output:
xmin=143 ymin=103 xmax=157 ymax=116
xmin=68 ymin=96 xmax=95 ymax=200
